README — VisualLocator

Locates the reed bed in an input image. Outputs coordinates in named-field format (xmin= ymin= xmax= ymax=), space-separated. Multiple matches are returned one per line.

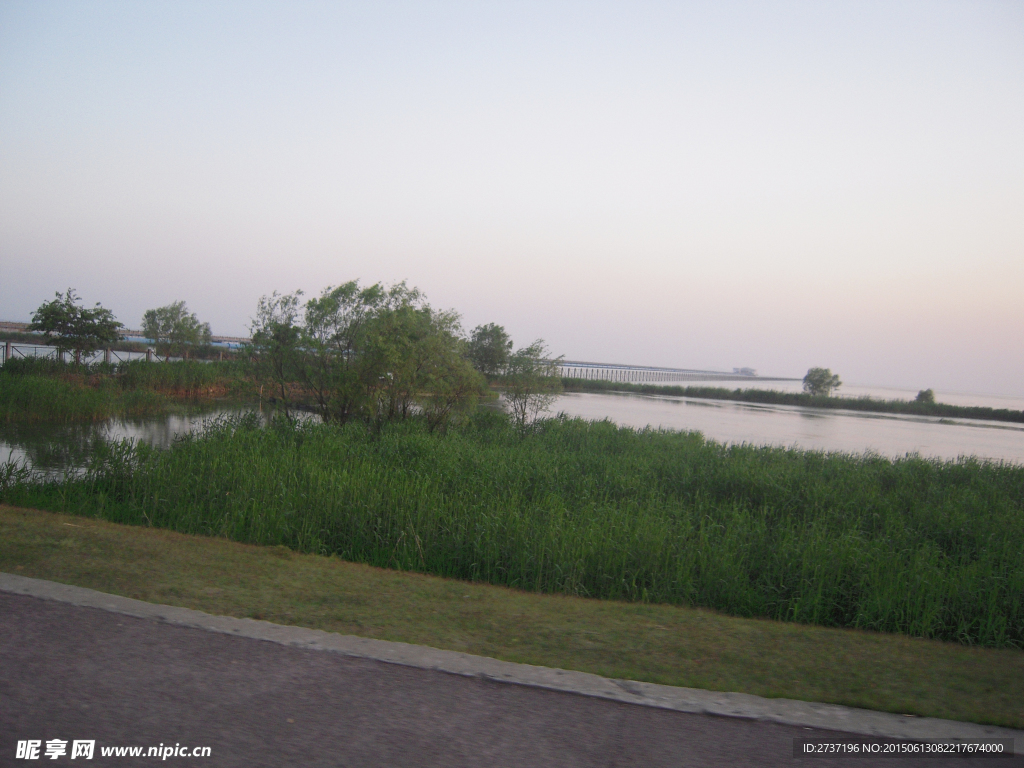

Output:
xmin=0 ymin=375 xmax=166 ymax=422
xmin=2 ymin=356 xmax=247 ymax=392
xmin=5 ymin=413 xmax=1022 ymax=647
xmin=562 ymin=379 xmax=1024 ymax=424
xmin=115 ymin=359 xmax=248 ymax=396
xmin=0 ymin=359 xmax=250 ymax=422
xmin=1 ymin=357 xmax=88 ymax=378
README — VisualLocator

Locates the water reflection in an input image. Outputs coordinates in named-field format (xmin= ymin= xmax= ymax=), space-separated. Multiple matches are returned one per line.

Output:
xmin=0 ymin=420 xmax=109 ymax=471
xmin=0 ymin=407 xmax=255 ymax=475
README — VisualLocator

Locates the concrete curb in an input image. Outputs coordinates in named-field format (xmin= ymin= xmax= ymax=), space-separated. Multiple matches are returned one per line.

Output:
xmin=2 ymin=572 xmax=1020 ymax=743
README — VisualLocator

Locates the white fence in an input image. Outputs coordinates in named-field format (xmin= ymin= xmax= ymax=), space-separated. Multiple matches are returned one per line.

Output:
xmin=0 ymin=343 xmax=188 ymax=367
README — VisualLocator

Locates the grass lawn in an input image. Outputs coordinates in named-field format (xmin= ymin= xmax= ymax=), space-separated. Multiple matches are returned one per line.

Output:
xmin=2 ymin=503 xmax=1022 ymax=730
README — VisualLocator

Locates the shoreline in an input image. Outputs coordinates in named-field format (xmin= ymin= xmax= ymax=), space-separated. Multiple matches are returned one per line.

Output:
xmin=560 ymin=379 xmax=1024 ymax=425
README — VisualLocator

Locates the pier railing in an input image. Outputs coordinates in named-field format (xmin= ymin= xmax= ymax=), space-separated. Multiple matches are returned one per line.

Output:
xmin=557 ymin=360 xmax=798 ymax=384
xmin=0 ymin=343 xmax=185 ymax=367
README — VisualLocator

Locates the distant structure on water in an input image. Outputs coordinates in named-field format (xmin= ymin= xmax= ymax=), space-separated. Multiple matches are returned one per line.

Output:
xmin=558 ymin=360 xmax=793 ymax=384
xmin=0 ymin=321 xmax=247 ymax=349
xmin=2 ymin=320 xmax=795 ymax=382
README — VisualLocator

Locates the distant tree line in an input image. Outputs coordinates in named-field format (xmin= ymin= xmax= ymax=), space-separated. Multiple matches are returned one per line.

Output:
xmin=804 ymin=368 xmax=937 ymax=408
xmin=22 ymin=283 xmax=565 ymax=430
xmin=27 ymin=290 xmax=216 ymax=362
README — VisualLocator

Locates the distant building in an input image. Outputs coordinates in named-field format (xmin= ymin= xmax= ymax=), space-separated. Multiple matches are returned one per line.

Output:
xmin=733 ymin=367 xmax=757 ymax=376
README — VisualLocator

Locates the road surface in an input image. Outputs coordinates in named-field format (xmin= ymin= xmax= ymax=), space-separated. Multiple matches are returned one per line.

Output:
xmin=1 ymin=592 xmax=1017 ymax=767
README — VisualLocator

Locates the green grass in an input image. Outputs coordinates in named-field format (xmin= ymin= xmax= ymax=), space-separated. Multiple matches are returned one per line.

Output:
xmin=4 ymin=412 xmax=1022 ymax=648
xmin=2 ymin=504 xmax=1022 ymax=729
xmin=0 ymin=358 xmax=252 ymax=422
xmin=114 ymin=358 xmax=249 ymax=396
xmin=0 ymin=374 xmax=168 ymax=422
xmin=562 ymin=378 xmax=1024 ymax=424
xmin=2 ymin=355 xmax=248 ymax=391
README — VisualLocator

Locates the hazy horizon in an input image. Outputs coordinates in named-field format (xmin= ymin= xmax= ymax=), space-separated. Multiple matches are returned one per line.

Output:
xmin=2 ymin=2 xmax=1022 ymax=397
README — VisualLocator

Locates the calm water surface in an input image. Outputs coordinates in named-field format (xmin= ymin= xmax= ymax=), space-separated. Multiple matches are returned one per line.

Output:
xmin=0 ymin=408 xmax=254 ymax=474
xmin=692 ymin=379 xmax=1024 ymax=411
xmin=551 ymin=391 xmax=1024 ymax=463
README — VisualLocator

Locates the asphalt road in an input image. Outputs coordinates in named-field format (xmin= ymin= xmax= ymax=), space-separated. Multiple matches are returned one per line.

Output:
xmin=1 ymin=592 xmax=1018 ymax=767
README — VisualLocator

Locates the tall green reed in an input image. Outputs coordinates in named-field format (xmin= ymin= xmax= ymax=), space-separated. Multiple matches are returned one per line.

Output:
xmin=6 ymin=412 xmax=1022 ymax=647
xmin=115 ymin=359 xmax=247 ymax=394
xmin=0 ymin=375 xmax=166 ymax=422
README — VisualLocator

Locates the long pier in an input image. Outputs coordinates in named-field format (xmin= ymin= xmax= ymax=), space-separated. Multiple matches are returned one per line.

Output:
xmin=0 ymin=321 xmax=247 ymax=348
xmin=1 ymin=321 xmax=798 ymax=382
xmin=557 ymin=360 xmax=798 ymax=384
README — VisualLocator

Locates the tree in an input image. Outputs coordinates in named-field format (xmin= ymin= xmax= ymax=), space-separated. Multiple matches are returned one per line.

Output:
xmin=419 ymin=335 xmax=486 ymax=432
xmin=915 ymin=389 xmax=936 ymax=405
xmin=250 ymin=280 xmax=485 ymax=430
xmin=249 ymin=291 xmax=304 ymax=416
xmin=28 ymin=289 xmax=123 ymax=364
xmin=502 ymin=340 xmax=563 ymax=428
xmin=142 ymin=301 xmax=212 ymax=360
xmin=803 ymin=367 xmax=842 ymax=397
xmin=298 ymin=281 xmax=395 ymax=424
xmin=360 ymin=301 xmax=484 ymax=431
xmin=358 ymin=300 xmax=434 ymax=427
xmin=467 ymin=323 xmax=513 ymax=378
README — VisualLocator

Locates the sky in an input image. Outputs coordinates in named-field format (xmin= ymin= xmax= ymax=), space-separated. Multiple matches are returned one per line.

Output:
xmin=1 ymin=1 xmax=1022 ymax=396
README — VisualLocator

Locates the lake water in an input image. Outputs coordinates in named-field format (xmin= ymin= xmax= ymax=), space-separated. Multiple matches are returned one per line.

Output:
xmin=550 ymin=391 xmax=1024 ymax=464
xmin=0 ymin=409 xmax=255 ymax=475
xmin=3 ymin=383 xmax=1023 ymax=473
xmin=675 ymin=379 xmax=1024 ymax=412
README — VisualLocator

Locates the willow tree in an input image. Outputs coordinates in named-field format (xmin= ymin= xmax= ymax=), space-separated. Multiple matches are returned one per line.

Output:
xmin=249 ymin=290 xmax=304 ymax=416
xmin=250 ymin=281 xmax=485 ymax=430
xmin=298 ymin=281 xmax=400 ymax=424
xmin=502 ymin=340 xmax=563 ymax=428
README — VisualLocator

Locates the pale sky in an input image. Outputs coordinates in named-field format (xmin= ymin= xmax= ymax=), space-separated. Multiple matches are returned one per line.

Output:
xmin=1 ymin=1 xmax=1022 ymax=396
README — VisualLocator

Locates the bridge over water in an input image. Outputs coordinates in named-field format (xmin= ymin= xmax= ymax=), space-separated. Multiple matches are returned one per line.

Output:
xmin=557 ymin=360 xmax=799 ymax=385
xmin=2 ymin=321 xmax=799 ymax=384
